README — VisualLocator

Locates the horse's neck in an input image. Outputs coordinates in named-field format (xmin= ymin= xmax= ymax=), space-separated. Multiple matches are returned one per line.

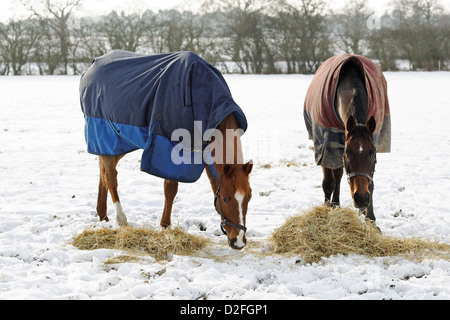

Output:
xmin=206 ymin=113 xmax=243 ymax=187
xmin=336 ymin=74 xmax=368 ymax=125
xmin=214 ymin=113 xmax=244 ymax=167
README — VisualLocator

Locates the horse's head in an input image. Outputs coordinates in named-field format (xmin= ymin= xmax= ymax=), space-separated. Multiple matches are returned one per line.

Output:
xmin=215 ymin=161 xmax=253 ymax=250
xmin=344 ymin=116 xmax=377 ymax=210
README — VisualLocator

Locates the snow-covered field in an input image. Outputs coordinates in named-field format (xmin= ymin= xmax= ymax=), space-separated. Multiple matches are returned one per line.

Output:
xmin=0 ymin=72 xmax=449 ymax=300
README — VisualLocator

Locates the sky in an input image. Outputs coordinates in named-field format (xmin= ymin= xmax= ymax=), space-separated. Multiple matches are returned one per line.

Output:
xmin=3 ymin=0 xmax=193 ymax=21
xmin=0 ymin=0 xmax=449 ymax=22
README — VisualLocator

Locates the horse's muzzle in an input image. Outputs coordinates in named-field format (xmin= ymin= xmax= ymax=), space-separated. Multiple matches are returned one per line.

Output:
xmin=353 ymin=192 xmax=370 ymax=209
xmin=229 ymin=235 xmax=246 ymax=250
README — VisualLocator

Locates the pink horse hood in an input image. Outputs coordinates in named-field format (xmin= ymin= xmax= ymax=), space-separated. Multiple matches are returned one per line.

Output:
xmin=304 ymin=54 xmax=390 ymax=136
xmin=304 ymin=55 xmax=391 ymax=169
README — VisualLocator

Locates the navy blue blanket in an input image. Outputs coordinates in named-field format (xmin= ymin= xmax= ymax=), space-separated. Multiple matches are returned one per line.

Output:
xmin=80 ymin=50 xmax=247 ymax=182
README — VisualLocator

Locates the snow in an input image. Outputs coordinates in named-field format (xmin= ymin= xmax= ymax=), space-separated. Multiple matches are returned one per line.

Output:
xmin=0 ymin=72 xmax=449 ymax=300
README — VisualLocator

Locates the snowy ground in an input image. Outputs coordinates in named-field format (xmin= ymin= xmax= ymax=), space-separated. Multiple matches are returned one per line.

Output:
xmin=0 ymin=72 xmax=449 ymax=300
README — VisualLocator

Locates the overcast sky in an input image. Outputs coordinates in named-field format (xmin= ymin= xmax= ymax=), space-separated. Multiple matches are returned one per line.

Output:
xmin=0 ymin=0 xmax=449 ymax=22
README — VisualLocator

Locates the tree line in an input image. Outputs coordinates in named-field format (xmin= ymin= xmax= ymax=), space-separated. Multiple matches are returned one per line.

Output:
xmin=0 ymin=0 xmax=449 ymax=75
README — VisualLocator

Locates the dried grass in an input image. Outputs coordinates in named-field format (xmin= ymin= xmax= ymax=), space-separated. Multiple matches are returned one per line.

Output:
xmin=72 ymin=226 xmax=210 ymax=261
xmin=271 ymin=205 xmax=450 ymax=263
xmin=72 ymin=206 xmax=449 ymax=264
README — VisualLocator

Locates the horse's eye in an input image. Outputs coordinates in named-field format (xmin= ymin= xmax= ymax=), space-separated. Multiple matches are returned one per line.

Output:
xmin=223 ymin=197 xmax=229 ymax=203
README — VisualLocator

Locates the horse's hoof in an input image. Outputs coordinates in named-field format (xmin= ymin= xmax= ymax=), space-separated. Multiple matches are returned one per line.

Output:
xmin=116 ymin=212 xmax=128 ymax=226
xmin=114 ymin=202 xmax=128 ymax=226
xmin=324 ymin=200 xmax=340 ymax=209
xmin=116 ymin=216 xmax=128 ymax=227
xmin=366 ymin=219 xmax=381 ymax=233
xmin=331 ymin=202 xmax=340 ymax=209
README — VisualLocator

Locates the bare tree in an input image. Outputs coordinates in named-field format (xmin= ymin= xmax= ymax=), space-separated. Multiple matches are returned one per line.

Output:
xmin=179 ymin=11 xmax=213 ymax=57
xmin=75 ymin=17 xmax=108 ymax=62
xmin=437 ymin=13 xmax=450 ymax=70
xmin=205 ymin=0 xmax=280 ymax=74
xmin=98 ymin=10 xmax=147 ymax=52
xmin=294 ymin=0 xmax=332 ymax=73
xmin=267 ymin=3 xmax=299 ymax=73
xmin=158 ymin=10 xmax=186 ymax=52
xmin=367 ymin=15 xmax=398 ymax=71
xmin=34 ymin=19 xmax=62 ymax=75
xmin=1 ymin=0 xmax=448 ymax=75
xmin=25 ymin=0 xmax=81 ymax=74
xmin=334 ymin=0 xmax=374 ymax=55
xmin=391 ymin=0 xmax=445 ymax=70
xmin=0 ymin=18 xmax=40 ymax=75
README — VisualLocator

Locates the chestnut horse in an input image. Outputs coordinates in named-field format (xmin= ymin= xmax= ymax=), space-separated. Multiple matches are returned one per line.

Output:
xmin=96 ymin=113 xmax=253 ymax=250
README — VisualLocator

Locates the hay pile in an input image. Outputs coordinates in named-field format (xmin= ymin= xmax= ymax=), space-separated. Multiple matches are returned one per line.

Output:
xmin=271 ymin=205 xmax=450 ymax=263
xmin=72 ymin=226 xmax=209 ymax=261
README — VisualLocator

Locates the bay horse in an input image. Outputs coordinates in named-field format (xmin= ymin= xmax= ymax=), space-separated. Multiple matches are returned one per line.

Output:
xmin=81 ymin=51 xmax=252 ymax=250
xmin=304 ymin=55 xmax=391 ymax=222
xmin=332 ymin=61 xmax=377 ymax=220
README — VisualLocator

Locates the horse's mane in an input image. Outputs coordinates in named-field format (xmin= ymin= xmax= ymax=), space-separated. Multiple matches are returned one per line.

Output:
xmin=338 ymin=60 xmax=369 ymax=125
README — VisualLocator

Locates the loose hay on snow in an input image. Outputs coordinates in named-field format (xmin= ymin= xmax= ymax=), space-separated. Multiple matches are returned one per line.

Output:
xmin=271 ymin=205 xmax=450 ymax=263
xmin=72 ymin=226 xmax=209 ymax=261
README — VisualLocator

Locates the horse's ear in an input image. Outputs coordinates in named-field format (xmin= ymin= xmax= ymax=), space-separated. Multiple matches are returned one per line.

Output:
xmin=243 ymin=161 xmax=253 ymax=176
xmin=223 ymin=164 xmax=233 ymax=177
xmin=366 ymin=116 xmax=376 ymax=134
xmin=346 ymin=116 xmax=356 ymax=134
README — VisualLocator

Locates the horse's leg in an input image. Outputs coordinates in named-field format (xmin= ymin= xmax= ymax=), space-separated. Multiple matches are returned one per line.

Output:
xmin=330 ymin=168 xmax=343 ymax=207
xmin=365 ymin=181 xmax=376 ymax=221
xmin=161 ymin=179 xmax=178 ymax=228
xmin=101 ymin=155 xmax=128 ymax=226
xmin=97 ymin=158 xmax=109 ymax=222
xmin=322 ymin=167 xmax=335 ymax=207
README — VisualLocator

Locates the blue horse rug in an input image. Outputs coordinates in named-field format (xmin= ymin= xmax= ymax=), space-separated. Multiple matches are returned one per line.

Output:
xmin=80 ymin=50 xmax=247 ymax=182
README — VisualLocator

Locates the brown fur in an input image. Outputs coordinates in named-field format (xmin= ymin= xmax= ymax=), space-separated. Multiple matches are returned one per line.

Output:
xmin=96 ymin=113 xmax=252 ymax=250
xmin=323 ymin=60 xmax=378 ymax=221
xmin=206 ymin=113 xmax=252 ymax=248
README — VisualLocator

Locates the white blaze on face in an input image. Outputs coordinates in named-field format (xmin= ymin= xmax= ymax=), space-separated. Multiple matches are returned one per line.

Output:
xmin=234 ymin=191 xmax=246 ymax=248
